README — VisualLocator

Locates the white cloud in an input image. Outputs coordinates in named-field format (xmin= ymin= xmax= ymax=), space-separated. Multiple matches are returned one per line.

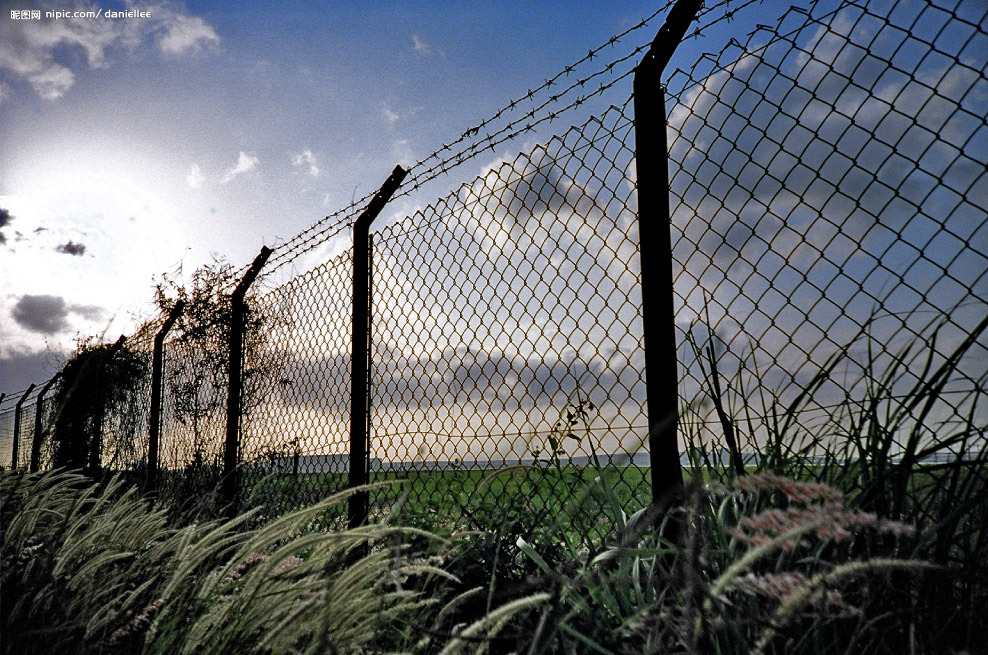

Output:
xmin=186 ymin=163 xmax=204 ymax=188
xmin=0 ymin=0 xmax=219 ymax=101
xmin=25 ymin=65 xmax=77 ymax=100
xmin=0 ymin=6 xmax=117 ymax=99
xmin=158 ymin=14 xmax=220 ymax=55
xmin=391 ymin=139 xmax=414 ymax=167
xmin=222 ymin=152 xmax=259 ymax=183
xmin=795 ymin=11 xmax=857 ymax=71
xmin=291 ymin=149 xmax=319 ymax=177
xmin=411 ymin=34 xmax=430 ymax=54
xmin=410 ymin=34 xmax=444 ymax=58
xmin=381 ymin=104 xmax=399 ymax=125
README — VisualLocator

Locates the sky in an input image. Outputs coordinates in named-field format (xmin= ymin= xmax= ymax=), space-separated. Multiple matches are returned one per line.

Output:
xmin=1 ymin=0 xmax=719 ymax=397
xmin=2 ymin=0 xmax=984 ymax=468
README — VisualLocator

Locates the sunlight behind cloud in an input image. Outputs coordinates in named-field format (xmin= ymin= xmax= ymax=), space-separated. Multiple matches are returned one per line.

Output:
xmin=0 ymin=167 xmax=188 ymax=355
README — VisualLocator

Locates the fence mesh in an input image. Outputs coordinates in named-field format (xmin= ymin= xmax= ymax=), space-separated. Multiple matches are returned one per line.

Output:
xmin=0 ymin=399 xmax=20 ymax=468
xmin=369 ymin=100 xmax=648 ymax=537
xmin=664 ymin=0 xmax=987 ymax=475
xmin=2 ymin=0 xmax=986 ymax=543
xmin=237 ymin=250 xmax=355 ymax=523
xmin=155 ymin=320 xmax=232 ymax=513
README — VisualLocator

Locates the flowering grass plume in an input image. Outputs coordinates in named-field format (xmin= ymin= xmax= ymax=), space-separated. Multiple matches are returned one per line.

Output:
xmin=694 ymin=473 xmax=931 ymax=653
xmin=730 ymin=472 xmax=915 ymax=549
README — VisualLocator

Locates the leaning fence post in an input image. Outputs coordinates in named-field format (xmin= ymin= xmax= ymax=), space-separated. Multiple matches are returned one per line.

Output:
xmin=634 ymin=0 xmax=702 ymax=509
xmin=221 ymin=247 xmax=272 ymax=514
xmin=348 ymin=164 xmax=407 ymax=530
xmin=11 ymin=384 xmax=36 ymax=470
xmin=30 ymin=376 xmax=58 ymax=472
xmin=148 ymin=300 xmax=185 ymax=496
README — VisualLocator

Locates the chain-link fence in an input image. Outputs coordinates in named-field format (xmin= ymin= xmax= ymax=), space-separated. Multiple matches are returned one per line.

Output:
xmin=1 ymin=381 xmax=56 ymax=471
xmin=666 ymin=0 xmax=987 ymax=474
xmin=0 ymin=329 xmax=154 ymax=476
xmin=3 ymin=0 xmax=986 ymax=543
xmin=366 ymin=100 xmax=649 ymax=537
xmin=237 ymin=250 xmax=355 ymax=523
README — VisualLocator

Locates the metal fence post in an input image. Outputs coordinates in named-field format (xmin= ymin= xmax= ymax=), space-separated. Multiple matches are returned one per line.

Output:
xmin=634 ymin=0 xmax=701 ymax=508
xmin=30 ymin=376 xmax=58 ymax=472
xmin=222 ymin=247 xmax=272 ymax=513
xmin=148 ymin=300 xmax=185 ymax=496
xmin=11 ymin=384 xmax=35 ymax=470
xmin=349 ymin=165 xmax=407 ymax=530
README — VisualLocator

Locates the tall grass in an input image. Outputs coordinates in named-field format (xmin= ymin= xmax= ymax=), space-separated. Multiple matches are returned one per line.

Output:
xmin=427 ymin=316 xmax=987 ymax=654
xmin=3 ymin=316 xmax=985 ymax=654
xmin=1 ymin=472 xmax=464 ymax=654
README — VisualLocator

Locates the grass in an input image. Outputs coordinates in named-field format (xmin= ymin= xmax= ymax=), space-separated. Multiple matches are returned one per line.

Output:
xmin=241 ymin=464 xmax=653 ymax=542
xmin=1 ymin=470 xmax=462 ymax=655
xmin=3 ymin=316 xmax=986 ymax=654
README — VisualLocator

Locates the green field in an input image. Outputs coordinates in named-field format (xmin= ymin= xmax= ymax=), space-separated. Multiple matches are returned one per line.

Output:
xmin=236 ymin=463 xmax=654 ymax=542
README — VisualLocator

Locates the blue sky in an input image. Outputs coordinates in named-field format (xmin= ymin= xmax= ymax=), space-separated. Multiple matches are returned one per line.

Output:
xmin=1 ymin=0 xmax=712 ymax=396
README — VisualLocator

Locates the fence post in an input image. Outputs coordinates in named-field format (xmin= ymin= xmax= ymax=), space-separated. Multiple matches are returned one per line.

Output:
xmin=634 ymin=0 xmax=702 ymax=509
xmin=148 ymin=300 xmax=185 ymax=496
xmin=221 ymin=247 xmax=272 ymax=513
xmin=30 ymin=376 xmax=58 ymax=472
xmin=89 ymin=336 xmax=126 ymax=476
xmin=348 ymin=164 xmax=407 ymax=530
xmin=11 ymin=384 xmax=36 ymax=470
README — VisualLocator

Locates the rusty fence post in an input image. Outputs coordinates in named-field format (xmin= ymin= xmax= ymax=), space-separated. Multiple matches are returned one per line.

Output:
xmin=221 ymin=247 xmax=272 ymax=514
xmin=349 ymin=164 xmax=407 ymax=530
xmin=30 ymin=376 xmax=58 ymax=472
xmin=11 ymin=384 xmax=36 ymax=470
xmin=148 ymin=300 xmax=185 ymax=497
xmin=634 ymin=0 xmax=702 ymax=508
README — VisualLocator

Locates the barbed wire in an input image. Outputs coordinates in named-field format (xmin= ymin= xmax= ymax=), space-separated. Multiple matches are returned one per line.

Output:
xmin=258 ymin=0 xmax=764 ymax=279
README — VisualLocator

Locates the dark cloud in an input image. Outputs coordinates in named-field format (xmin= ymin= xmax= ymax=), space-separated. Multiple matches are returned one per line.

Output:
xmin=56 ymin=240 xmax=87 ymax=256
xmin=0 ymin=208 xmax=11 ymax=245
xmin=10 ymin=295 xmax=106 ymax=334
xmin=69 ymin=304 xmax=106 ymax=321
xmin=12 ymin=295 xmax=70 ymax=334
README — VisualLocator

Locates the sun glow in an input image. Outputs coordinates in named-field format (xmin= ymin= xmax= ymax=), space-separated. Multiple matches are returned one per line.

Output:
xmin=1 ymin=149 xmax=192 ymax=353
